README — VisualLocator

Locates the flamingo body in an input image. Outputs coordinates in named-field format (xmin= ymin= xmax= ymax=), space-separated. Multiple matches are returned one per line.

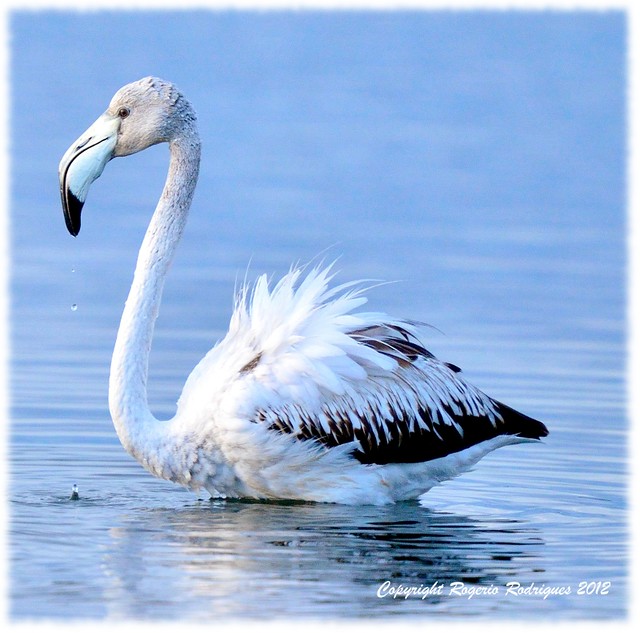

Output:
xmin=59 ymin=77 xmax=547 ymax=505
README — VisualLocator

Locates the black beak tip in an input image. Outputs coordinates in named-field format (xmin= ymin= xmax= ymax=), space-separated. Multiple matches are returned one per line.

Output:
xmin=62 ymin=190 xmax=83 ymax=237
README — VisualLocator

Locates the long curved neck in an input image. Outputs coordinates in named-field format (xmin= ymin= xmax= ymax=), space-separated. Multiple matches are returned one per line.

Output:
xmin=109 ymin=130 xmax=201 ymax=460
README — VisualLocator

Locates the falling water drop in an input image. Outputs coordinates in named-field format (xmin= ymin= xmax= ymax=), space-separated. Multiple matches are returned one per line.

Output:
xmin=71 ymin=303 xmax=78 ymax=312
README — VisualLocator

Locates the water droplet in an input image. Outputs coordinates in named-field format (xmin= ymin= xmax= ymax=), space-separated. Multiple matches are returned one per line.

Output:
xmin=71 ymin=268 xmax=75 ymax=274
xmin=71 ymin=303 xmax=78 ymax=312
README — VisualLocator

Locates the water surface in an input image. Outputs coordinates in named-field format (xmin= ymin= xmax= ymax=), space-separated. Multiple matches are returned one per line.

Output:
xmin=10 ymin=10 xmax=627 ymax=621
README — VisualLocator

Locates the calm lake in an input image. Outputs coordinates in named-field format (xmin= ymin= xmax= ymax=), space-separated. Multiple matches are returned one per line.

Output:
xmin=9 ymin=9 xmax=628 ymax=621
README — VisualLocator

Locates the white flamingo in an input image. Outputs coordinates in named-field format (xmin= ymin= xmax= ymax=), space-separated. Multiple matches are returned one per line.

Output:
xmin=58 ymin=77 xmax=548 ymax=505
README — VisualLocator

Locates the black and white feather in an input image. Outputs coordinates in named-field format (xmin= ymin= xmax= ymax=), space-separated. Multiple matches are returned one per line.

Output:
xmin=175 ymin=265 xmax=548 ymax=503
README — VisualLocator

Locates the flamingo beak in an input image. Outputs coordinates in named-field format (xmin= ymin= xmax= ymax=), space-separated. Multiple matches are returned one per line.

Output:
xmin=58 ymin=113 xmax=119 ymax=236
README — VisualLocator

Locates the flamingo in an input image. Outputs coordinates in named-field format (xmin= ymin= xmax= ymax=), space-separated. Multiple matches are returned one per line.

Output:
xmin=58 ymin=77 xmax=548 ymax=505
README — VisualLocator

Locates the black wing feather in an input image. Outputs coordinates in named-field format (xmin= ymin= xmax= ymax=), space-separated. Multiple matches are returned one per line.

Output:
xmin=259 ymin=322 xmax=548 ymax=465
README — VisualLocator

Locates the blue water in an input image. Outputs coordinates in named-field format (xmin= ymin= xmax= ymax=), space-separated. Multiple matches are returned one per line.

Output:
xmin=9 ymin=10 xmax=627 ymax=620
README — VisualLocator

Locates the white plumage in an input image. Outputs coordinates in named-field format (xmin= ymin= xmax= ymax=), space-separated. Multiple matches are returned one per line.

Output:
xmin=59 ymin=77 xmax=548 ymax=505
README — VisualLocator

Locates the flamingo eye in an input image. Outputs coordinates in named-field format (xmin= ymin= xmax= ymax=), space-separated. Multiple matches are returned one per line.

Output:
xmin=118 ymin=107 xmax=130 ymax=119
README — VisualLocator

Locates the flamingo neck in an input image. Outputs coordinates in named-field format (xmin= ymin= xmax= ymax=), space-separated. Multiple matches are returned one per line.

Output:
xmin=109 ymin=131 xmax=201 ymax=461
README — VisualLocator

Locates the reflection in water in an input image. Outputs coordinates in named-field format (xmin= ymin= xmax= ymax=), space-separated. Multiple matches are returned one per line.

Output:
xmin=101 ymin=500 xmax=546 ymax=619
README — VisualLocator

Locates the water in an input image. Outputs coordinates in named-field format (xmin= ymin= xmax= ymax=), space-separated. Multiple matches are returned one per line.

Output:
xmin=9 ymin=10 xmax=627 ymax=621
